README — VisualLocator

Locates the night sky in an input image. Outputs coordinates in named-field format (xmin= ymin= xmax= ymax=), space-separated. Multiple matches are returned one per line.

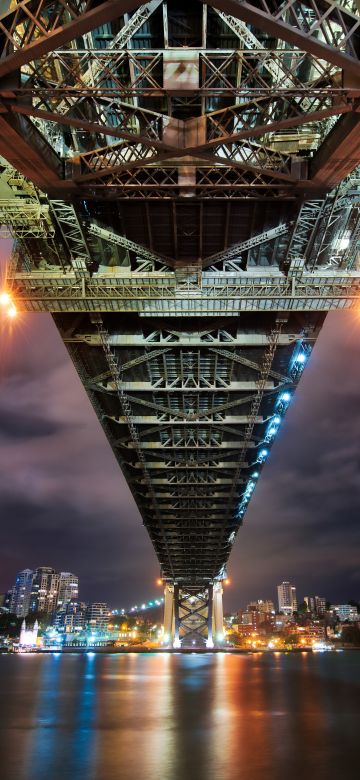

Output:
xmin=1 ymin=240 xmax=359 ymax=612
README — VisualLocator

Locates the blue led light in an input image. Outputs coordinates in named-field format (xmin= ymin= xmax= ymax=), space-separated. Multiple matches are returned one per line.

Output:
xmin=273 ymin=415 xmax=281 ymax=425
xmin=252 ymin=471 xmax=259 ymax=478
xmin=296 ymin=352 xmax=306 ymax=364
xmin=257 ymin=448 xmax=269 ymax=464
xmin=281 ymin=392 xmax=291 ymax=402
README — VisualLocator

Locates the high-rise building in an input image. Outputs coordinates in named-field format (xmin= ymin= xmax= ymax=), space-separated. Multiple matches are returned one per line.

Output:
xmin=57 ymin=572 xmax=78 ymax=608
xmin=304 ymin=595 xmax=327 ymax=616
xmin=277 ymin=582 xmax=297 ymax=615
xmin=29 ymin=567 xmax=57 ymax=613
xmin=11 ymin=569 xmax=34 ymax=617
xmin=304 ymin=595 xmax=316 ymax=613
xmin=314 ymin=596 xmax=327 ymax=616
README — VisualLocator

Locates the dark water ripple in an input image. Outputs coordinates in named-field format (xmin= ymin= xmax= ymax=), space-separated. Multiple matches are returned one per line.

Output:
xmin=0 ymin=652 xmax=359 ymax=780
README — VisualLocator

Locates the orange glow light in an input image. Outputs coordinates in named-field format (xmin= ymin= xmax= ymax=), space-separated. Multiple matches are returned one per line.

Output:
xmin=0 ymin=291 xmax=10 ymax=306
xmin=157 ymin=578 xmax=163 ymax=586
xmin=7 ymin=304 xmax=17 ymax=318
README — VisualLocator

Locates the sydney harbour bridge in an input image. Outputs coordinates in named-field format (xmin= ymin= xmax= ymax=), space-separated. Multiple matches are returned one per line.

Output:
xmin=1 ymin=0 xmax=360 ymax=647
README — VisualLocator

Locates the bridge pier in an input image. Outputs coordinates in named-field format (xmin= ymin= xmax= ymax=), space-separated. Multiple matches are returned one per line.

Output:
xmin=162 ymin=582 xmax=224 ymax=649
xmin=213 ymin=582 xmax=224 ymax=645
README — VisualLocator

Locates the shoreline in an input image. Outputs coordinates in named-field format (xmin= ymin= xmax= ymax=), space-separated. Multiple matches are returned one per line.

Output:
xmin=1 ymin=646 xmax=357 ymax=655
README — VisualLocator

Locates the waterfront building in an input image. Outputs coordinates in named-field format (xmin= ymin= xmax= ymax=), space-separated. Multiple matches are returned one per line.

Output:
xmin=64 ymin=600 xmax=86 ymax=633
xmin=333 ymin=604 xmax=359 ymax=622
xmin=29 ymin=567 xmax=58 ymax=613
xmin=54 ymin=599 xmax=86 ymax=633
xmin=57 ymin=572 xmax=79 ymax=608
xmin=277 ymin=582 xmax=297 ymax=615
xmin=10 ymin=569 xmax=34 ymax=617
xmin=86 ymin=602 xmax=110 ymax=632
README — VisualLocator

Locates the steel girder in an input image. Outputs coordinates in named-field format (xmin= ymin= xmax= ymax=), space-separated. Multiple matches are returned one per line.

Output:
xmin=208 ymin=0 xmax=360 ymax=77
xmin=0 ymin=0 xmax=144 ymax=79
xmin=9 ymin=267 xmax=360 ymax=314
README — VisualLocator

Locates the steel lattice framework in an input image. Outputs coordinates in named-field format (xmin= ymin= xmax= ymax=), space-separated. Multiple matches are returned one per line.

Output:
xmin=1 ymin=0 xmax=360 ymax=640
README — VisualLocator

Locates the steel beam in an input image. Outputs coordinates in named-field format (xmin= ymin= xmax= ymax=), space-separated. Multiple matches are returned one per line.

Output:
xmin=64 ymin=332 xmax=310 ymax=347
xmin=113 ymin=416 xmax=264 ymax=425
xmin=0 ymin=114 xmax=62 ymax=189
xmin=207 ymin=0 xmax=360 ymax=78
xmin=88 ymin=223 xmax=174 ymax=268
xmin=311 ymin=113 xmax=360 ymax=187
xmin=10 ymin=268 xmax=360 ymax=314
xmin=99 ymin=380 xmax=275 ymax=392
xmin=203 ymin=224 xmax=289 ymax=268
xmin=0 ymin=1 xmax=145 ymax=79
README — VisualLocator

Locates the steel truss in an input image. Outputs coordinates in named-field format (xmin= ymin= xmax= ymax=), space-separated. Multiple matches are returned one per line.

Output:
xmin=9 ymin=267 xmax=360 ymax=315
xmin=208 ymin=0 xmax=360 ymax=76
xmin=88 ymin=222 xmax=172 ymax=269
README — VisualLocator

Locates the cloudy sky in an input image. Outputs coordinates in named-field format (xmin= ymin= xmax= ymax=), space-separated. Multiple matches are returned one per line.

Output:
xmin=0 ymin=240 xmax=359 ymax=611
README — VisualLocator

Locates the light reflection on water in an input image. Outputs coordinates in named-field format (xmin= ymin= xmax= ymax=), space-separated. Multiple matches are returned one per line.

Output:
xmin=0 ymin=652 xmax=359 ymax=780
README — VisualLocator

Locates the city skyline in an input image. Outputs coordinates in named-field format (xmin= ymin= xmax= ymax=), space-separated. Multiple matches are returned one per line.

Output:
xmin=2 ymin=563 xmax=357 ymax=626
xmin=1 ymin=235 xmax=359 ymax=610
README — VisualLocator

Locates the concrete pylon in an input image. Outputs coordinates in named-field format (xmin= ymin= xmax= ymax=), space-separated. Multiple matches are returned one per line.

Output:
xmin=206 ymin=583 xmax=214 ymax=649
xmin=212 ymin=582 xmax=224 ymax=644
xmin=173 ymin=584 xmax=181 ymax=648
xmin=163 ymin=585 xmax=174 ymax=646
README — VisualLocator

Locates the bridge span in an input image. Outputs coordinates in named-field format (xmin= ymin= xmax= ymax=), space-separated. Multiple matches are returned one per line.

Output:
xmin=1 ymin=0 xmax=360 ymax=646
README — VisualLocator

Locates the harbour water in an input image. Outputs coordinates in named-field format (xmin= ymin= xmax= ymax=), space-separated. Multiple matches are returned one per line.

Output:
xmin=0 ymin=651 xmax=359 ymax=780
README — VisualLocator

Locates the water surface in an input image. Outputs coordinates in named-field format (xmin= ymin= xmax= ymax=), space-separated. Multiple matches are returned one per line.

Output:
xmin=0 ymin=652 xmax=359 ymax=780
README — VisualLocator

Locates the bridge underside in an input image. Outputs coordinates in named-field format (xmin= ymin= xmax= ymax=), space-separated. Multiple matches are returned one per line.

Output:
xmin=1 ymin=0 xmax=360 ymax=645
xmin=55 ymin=307 xmax=324 ymax=587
